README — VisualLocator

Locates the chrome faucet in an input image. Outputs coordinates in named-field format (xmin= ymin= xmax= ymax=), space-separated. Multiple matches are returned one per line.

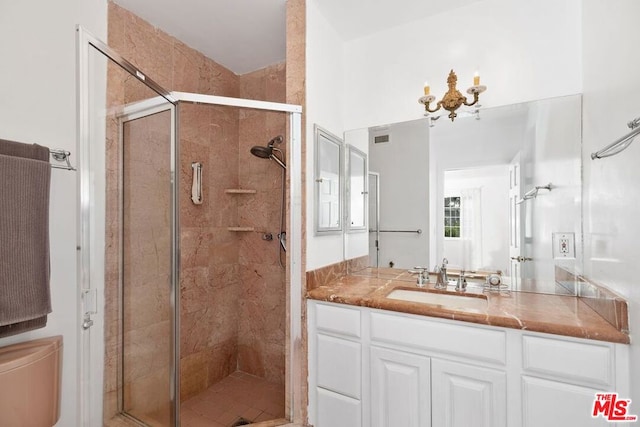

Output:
xmin=434 ymin=266 xmax=446 ymax=289
xmin=409 ymin=267 xmax=428 ymax=288
xmin=456 ymin=270 xmax=467 ymax=292
xmin=440 ymin=258 xmax=449 ymax=283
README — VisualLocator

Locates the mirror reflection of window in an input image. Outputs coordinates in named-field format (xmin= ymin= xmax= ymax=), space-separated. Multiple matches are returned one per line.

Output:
xmin=444 ymin=196 xmax=461 ymax=238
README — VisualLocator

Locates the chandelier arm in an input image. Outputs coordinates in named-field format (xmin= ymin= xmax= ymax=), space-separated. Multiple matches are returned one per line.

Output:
xmin=462 ymin=92 xmax=480 ymax=107
xmin=425 ymin=100 xmax=444 ymax=113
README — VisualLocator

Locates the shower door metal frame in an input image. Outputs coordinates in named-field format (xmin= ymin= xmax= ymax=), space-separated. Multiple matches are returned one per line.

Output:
xmin=78 ymin=26 xmax=180 ymax=426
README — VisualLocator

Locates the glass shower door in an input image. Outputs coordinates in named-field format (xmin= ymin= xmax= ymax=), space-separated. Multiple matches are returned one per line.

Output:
xmin=120 ymin=103 xmax=175 ymax=426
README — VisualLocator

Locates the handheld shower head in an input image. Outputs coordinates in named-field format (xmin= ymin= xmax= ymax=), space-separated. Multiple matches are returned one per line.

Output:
xmin=250 ymin=135 xmax=287 ymax=169
xmin=250 ymin=145 xmax=273 ymax=159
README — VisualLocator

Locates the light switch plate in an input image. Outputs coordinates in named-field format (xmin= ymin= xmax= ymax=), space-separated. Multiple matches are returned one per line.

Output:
xmin=552 ymin=232 xmax=575 ymax=259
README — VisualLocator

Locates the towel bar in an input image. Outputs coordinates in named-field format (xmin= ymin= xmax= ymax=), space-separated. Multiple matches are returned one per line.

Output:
xmin=50 ymin=149 xmax=76 ymax=171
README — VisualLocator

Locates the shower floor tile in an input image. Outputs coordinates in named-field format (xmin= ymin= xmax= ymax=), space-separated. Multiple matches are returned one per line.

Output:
xmin=181 ymin=371 xmax=286 ymax=427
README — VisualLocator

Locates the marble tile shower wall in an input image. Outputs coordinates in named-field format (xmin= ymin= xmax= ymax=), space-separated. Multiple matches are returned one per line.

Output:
xmin=238 ymin=65 xmax=287 ymax=384
xmin=104 ymin=2 xmax=288 ymax=422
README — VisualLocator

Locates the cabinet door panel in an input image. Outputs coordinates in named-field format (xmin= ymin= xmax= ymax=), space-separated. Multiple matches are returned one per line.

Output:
xmin=317 ymin=333 xmax=361 ymax=398
xmin=432 ymin=359 xmax=507 ymax=427
xmin=522 ymin=376 xmax=608 ymax=427
xmin=317 ymin=387 xmax=361 ymax=427
xmin=370 ymin=346 xmax=431 ymax=427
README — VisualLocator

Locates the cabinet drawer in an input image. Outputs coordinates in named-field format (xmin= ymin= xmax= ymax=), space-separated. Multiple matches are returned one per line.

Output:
xmin=522 ymin=376 xmax=608 ymax=427
xmin=522 ymin=335 xmax=613 ymax=387
xmin=317 ymin=387 xmax=362 ymax=427
xmin=317 ymin=334 xmax=361 ymax=398
xmin=316 ymin=302 xmax=361 ymax=338
xmin=370 ymin=312 xmax=506 ymax=365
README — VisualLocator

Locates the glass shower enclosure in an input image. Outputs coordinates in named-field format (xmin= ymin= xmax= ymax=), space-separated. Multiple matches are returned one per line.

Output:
xmin=78 ymin=28 xmax=302 ymax=427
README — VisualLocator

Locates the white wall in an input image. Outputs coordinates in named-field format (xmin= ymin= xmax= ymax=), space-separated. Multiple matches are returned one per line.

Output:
xmin=342 ymin=0 xmax=582 ymax=130
xmin=582 ymin=0 xmax=640 ymax=402
xmin=0 ymin=1 xmax=107 ymax=426
xmin=306 ymin=0 xmax=346 ymax=270
xmin=368 ymin=119 xmax=429 ymax=269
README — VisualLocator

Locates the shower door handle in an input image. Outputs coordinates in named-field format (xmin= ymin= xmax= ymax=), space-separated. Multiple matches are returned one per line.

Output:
xmin=81 ymin=289 xmax=97 ymax=330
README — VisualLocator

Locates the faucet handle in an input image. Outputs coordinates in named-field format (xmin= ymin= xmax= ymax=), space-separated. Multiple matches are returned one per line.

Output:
xmin=408 ymin=267 xmax=428 ymax=288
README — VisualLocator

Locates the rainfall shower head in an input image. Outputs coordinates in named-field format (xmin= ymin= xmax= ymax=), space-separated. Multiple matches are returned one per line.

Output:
xmin=250 ymin=135 xmax=286 ymax=169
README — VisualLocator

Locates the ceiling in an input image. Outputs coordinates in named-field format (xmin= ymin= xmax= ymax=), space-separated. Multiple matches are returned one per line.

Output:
xmin=311 ymin=0 xmax=484 ymax=40
xmin=114 ymin=0 xmax=483 ymax=75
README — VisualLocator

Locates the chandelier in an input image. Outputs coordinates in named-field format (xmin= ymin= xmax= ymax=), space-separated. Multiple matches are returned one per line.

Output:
xmin=418 ymin=70 xmax=486 ymax=121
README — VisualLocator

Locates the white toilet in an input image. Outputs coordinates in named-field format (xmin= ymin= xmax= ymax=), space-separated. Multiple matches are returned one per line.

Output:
xmin=0 ymin=336 xmax=63 ymax=427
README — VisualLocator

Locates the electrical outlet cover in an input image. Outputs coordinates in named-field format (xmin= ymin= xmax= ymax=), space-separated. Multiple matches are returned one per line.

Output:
xmin=552 ymin=232 xmax=575 ymax=259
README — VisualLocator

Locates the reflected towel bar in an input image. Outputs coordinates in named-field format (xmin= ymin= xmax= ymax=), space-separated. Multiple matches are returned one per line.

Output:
xmin=516 ymin=183 xmax=552 ymax=205
xmin=591 ymin=116 xmax=640 ymax=159
xmin=50 ymin=149 xmax=76 ymax=171
xmin=373 ymin=229 xmax=423 ymax=234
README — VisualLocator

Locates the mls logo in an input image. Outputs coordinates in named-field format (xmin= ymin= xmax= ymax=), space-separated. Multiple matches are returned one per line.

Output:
xmin=592 ymin=393 xmax=638 ymax=422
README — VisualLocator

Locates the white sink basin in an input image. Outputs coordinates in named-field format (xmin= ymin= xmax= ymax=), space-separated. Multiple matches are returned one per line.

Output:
xmin=386 ymin=289 xmax=488 ymax=311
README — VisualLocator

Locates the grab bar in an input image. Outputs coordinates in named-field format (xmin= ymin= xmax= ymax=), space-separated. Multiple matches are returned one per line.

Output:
xmin=372 ymin=229 xmax=423 ymax=234
xmin=591 ymin=116 xmax=640 ymax=159
xmin=191 ymin=162 xmax=203 ymax=205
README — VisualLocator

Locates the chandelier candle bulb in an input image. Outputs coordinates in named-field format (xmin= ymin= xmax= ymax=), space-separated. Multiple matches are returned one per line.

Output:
xmin=473 ymin=71 xmax=480 ymax=86
xmin=424 ymin=82 xmax=430 ymax=95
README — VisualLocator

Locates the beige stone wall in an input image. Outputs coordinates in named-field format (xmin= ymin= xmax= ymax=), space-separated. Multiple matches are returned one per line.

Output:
xmin=237 ymin=64 xmax=287 ymax=384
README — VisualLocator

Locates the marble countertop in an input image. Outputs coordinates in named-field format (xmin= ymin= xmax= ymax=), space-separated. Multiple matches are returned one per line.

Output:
xmin=306 ymin=267 xmax=630 ymax=344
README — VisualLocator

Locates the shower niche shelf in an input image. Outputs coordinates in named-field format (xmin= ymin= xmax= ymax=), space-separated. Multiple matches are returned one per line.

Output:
xmin=227 ymin=227 xmax=255 ymax=232
xmin=225 ymin=189 xmax=257 ymax=194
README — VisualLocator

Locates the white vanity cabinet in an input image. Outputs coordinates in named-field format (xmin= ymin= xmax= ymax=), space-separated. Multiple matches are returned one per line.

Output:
xmin=307 ymin=300 xmax=630 ymax=427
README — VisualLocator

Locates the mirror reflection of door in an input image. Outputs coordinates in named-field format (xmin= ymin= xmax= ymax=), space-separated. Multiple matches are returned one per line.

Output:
xmin=368 ymin=172 xmax=380 ymax=267
xmin=318 ymin=139 xmax=341 ymax=228
xmin=314 ymin=125 xmax=343 ymax=234
xmin=347 ymin=146 xmax=368 ymax=230
xmin=509 ymin=156 xmax=522 ymax=288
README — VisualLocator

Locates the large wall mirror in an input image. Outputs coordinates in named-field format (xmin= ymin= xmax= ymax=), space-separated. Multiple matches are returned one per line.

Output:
xmin=344 ymin=94 xmax=582 ymax=294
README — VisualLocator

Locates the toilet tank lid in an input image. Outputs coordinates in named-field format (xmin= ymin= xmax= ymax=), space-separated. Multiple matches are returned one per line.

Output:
xmin=0 ymin=335 xmax=62 ymax=373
